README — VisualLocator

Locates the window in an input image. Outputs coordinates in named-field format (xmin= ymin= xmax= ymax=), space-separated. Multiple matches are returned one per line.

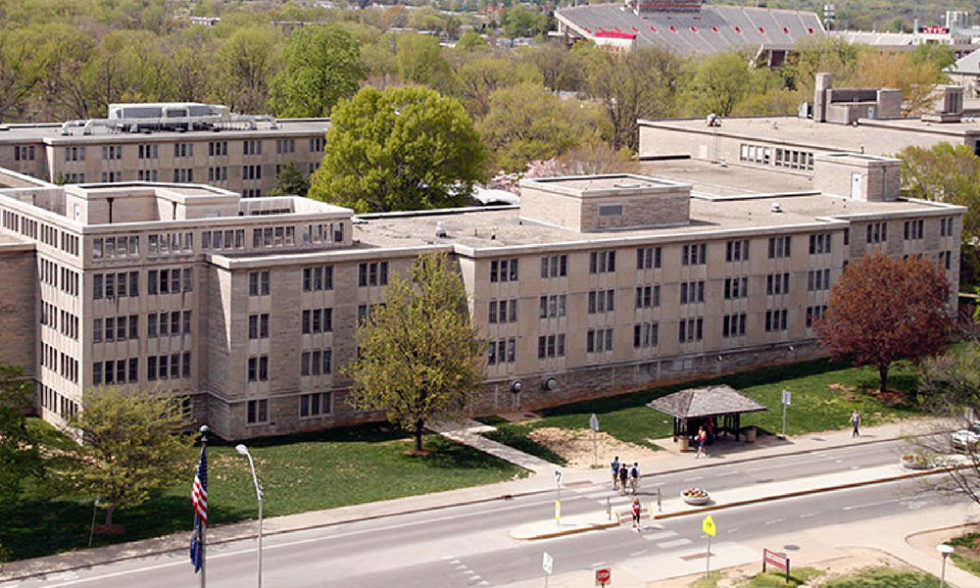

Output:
xmin=587 ymin=328 xmax=614 ymax=353
xmin=247 ymin=399 xmax=269 ymax=424
xmin=93 ymin=318 xmax=103 ymax=342
xmin=138 ymin=144 xmax=159 ymax=159
xmin=844 ymin=228 xmax=850 ymax=246
xmin=208 ymin=141 xmax=228 ymax=157
xmin=488 ymin=299 xmax=518 ymax=323
xmin=174 ymin=143 xmax=193 ymax=158
xmin=249 ymin=314 xmax=270 ymax=339
xmin=64 ymin=146 xmax=85 ymax=161
xmin=243 ymin=164 xmax=262 ymax=180
xmin=276 ymin=138 xmax=296 ymax=154
xmin=599 ymin=204 xmax=622 ymax=217
xmin=725 ymin=240 xmax=749 ymax=262
xmin=147 ymin=356 xmax=157 ymax=381
xmin=765 ymin=309 xmax=789 ymax=332
xmin=679 ymin=281 xmax=705 ymax=304
xmin=678 ymin=318 xmax=704 ymax=343
xmin=589 ymin=251 xmax=616 ymax=274
xmin=299 ymin=392 xmax=332 ymax=418
xmin=173 ymin=168 xmax=193 ymax=182
xmin=866 ymin=222 xmax=887 ymax=244
xmin=940 ymin=250 xmax=952 ymax=270
xmin=249 ymin=271 xmax=270 ymax=296
xmin=243 ymin=140 xmax=263 ymax=156
xmin=93 ymin=274 xmax=104 ymax=299
xmin=809 ymin=233 xmax=832 ymax=255
xmin=807 ymin=268 xmax=831 ymax=291
xmin=635 ymin=285 xmax=660 ymax=309
xmin=766 ymin=272 xmax=791 ymax=295
xmin=681 ymin=243 xmax=707 ymax=266
xmin=102 ymin=145 xmax=122 ymax=160
xmin=208 ymin=167 xmax=228 ymax=182
xmin=722 ymin=313 xmax=747 ymax=338
xmin=539 ymin=294 xmax=567 ymax=318
xmin=940 ymin=218 xmax=954 ymax=237
xmin=903 ymin=219 xmax=924 ymax=240
xmin=724 ymin=276 xmax=748 ymax=299
xmin=536 ymin=334 xmax=565 ymax=358
xmin=310 ymin=137 xmax=326 ymax=152
xmin=303 ymin=266 xmax=334 ymax=291
xmin=248 ymin=356 xmax=269 ymax=382
xmin=14 ymin=145 xmax=35 ymax=161
xmin=768 ymin=236 xmax=792 ymax=259
xmin=806 ymin=305 xmax=828 ymax=327
xmin=633 ymin=322 xmax=658 ymax=348
xmin=490 ymin=259 xmax=518 ymax=282
xmin=587 ymin=289 xmax=615 ymax=313
xmin=487 ymin=338 xmax=517 ymax=365
xmin=358 ymin=262 xmax=389 ymax=286
xmin=540 ymin=255 xmax=567 ymax=278
xmin=301 ymin=350 xmax=332 ymax=376
xmin=637 ymin=247 xmax=662 ymax=269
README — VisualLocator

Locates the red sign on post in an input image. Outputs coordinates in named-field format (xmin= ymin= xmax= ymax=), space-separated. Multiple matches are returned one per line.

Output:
xmin=763 ymin=549 xmax=790 ymax=582
xmin=595 ymin=568 xmax=612 ymax=586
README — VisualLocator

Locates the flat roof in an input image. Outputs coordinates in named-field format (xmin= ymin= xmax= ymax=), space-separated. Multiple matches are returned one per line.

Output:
xmin=639 ymin=116 xmax=980 ymax=156
xmin=353 ymin=192 xmax=946 ymax=252
xmin=636 ymin=158 xmax=814 ymax=195
xmin=0 ymin=118 xmax=330 ymax=144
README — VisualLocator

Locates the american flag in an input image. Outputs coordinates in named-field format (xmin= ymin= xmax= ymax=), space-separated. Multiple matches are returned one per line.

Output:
xmin=190 ymin=445 xmax=207 ymax=572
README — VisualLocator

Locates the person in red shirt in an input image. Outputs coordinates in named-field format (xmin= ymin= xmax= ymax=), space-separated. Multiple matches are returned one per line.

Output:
xmin=632 ymin=497 xmax=642 ymax=531
xmin=696 ymin=426 xmax=708 ymax=459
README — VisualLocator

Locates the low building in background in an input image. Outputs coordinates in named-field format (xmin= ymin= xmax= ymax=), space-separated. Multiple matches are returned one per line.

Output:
xmin=0 ymin=102 xmax=330 ymax=198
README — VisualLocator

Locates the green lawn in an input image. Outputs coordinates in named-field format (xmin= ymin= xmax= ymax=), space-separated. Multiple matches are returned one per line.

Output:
xmin=483 ymin=357 xmax=923 ymax=457
xmin=0 ymin=424 xmax=526 ymax=561
xmin=948 ymin=530 xmax=980 ymax=576
xmin=820 ymin=567 xmax=940 ymax=587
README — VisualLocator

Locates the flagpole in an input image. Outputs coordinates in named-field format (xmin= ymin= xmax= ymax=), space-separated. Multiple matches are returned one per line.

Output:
xmin=199 ymin=425 xmax=209 ymax=588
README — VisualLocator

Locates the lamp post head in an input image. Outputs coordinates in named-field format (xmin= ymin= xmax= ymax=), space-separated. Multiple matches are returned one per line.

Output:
xmin=236 ymin=444 xmax=250 ymax=456
xmin=937 ymin=544 xmax=954 ymax=556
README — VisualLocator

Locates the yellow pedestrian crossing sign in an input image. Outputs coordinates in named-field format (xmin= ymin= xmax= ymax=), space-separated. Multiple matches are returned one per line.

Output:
xmin=702 ymin=515 xmax=716 ymax=537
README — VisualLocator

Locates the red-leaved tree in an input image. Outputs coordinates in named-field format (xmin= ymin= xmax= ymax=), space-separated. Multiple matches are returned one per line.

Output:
xmin=815 ymin=250 xmax=953 ymax=394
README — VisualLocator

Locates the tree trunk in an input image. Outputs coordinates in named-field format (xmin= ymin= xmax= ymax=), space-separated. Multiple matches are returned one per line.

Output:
xmin=878 ymin=363 xmax=889 ymax=395
xmin=104 ymin=504 xmax=115 ymax=528
xmin=414 ymin=419 xmax=425 ymax=453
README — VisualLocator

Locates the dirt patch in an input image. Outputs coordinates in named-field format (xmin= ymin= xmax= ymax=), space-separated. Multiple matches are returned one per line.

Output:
xmin=829 ymin=382 xmax=907 ymax=406
xmin=527 ymin=427 xmax=661 ymax=469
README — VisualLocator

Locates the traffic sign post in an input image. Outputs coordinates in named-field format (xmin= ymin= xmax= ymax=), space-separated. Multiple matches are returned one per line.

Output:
xmin=554 ymin=470 xmax=563 ymax=526
xmin=542 ymin=551 xmax=554 ymax=588
xmin=590 ymin=414 xmax=599 ymax=468
xmin=780 ymin=390 xmax=792 ymax=438
xmin=595 ymin=568 xmax=611 ymax=586
xmin=702 ymin=515 xmax=717 ymax=579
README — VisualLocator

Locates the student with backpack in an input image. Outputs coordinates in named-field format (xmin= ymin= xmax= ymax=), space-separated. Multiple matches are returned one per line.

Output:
xmin=610 ymin=456 xmax=621 ymax=491
xmin=629 ymin=462 xmax=640 ymax=495
xmin=618 ymin=461 xmax=629 ymax=495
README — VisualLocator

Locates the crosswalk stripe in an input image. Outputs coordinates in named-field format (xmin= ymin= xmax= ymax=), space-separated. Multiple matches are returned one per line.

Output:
xmin=656 ymin=538 xmax=693 ymax=548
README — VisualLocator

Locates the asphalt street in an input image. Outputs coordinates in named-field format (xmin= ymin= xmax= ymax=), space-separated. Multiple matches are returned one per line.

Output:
xmin=6 ymin=439 xmax=952 ymax=588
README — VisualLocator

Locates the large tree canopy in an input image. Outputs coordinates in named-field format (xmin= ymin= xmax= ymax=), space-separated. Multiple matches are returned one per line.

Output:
xmin=0 ymin=363 xmax=44 ymax=501
xmin=268 ymin=24 xmax=364 ymax=118
xmin=309 ymin=85 xmax=488 ymax=212
xmin=60 ymin=387 xmax=193 ymax=528
xmin=815 ymin=251 xmax=953 ymax=394
xmin=345 ymin=252 xmax=485 ymax=453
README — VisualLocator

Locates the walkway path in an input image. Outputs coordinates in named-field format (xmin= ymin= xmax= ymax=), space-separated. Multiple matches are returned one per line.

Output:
xmin=429 ymin=419 xmax=560 ymax=475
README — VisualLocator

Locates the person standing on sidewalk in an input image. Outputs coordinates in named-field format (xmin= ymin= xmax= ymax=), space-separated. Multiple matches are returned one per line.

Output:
xmin=629 ymin=462 xmax=640 ymax=495
xmin=631 ymin=497 xmax=642 ymax=531
xmin=611 ymin=456 xmax=621 ymax=491
xmin=695 ymin=426 xmax=708 ymax=459
xmin=618 ymin=461 xmax=629 ymax=495
xmin=851 ymin=410 xmax=862 ymax=437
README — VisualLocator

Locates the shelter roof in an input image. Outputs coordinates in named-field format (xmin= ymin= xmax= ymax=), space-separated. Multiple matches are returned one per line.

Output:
xmin=646 ymin=385 xmax=767 ymax=419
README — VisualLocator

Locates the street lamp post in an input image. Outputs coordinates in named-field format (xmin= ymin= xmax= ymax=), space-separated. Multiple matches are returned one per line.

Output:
xmin=937 ymin=544 xmax=954 ymax=588
xmin=236 ymin=444 xmax=264 ymax=588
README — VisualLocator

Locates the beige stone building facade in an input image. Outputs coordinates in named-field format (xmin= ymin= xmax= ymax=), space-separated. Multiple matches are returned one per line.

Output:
xmin=0 ymin=152 xmax=965 ymax=439
xmin=0 ymin=103 xmax=329 ymax=198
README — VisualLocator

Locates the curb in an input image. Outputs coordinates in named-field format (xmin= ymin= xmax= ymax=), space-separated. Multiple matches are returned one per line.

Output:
xmin=511 ymin=467 xmax=947 ymax=540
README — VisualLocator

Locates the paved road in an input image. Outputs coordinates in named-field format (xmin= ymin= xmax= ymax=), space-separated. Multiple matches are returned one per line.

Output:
xmin=6 ymin=439 xmax=945 ymax=588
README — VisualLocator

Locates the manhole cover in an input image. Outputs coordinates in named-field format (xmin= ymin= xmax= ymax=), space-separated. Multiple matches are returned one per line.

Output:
xmin=783 ymin=544 xmax=800 ymax=551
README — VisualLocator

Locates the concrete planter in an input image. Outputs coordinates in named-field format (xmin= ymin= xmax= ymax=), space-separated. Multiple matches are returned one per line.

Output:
xmin=900 ymin=455 xmax=931 ymax=470
xmin=681 ymin=489 xmax=710 ymax=505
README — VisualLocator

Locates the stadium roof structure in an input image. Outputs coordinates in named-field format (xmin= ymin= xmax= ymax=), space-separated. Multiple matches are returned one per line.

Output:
xmin=555 ymin=3 xmax=825 ymax=56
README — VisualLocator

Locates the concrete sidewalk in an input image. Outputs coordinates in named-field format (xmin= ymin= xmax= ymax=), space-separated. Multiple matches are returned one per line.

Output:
xmin=0 ymin=418 xmax=955 ymax=583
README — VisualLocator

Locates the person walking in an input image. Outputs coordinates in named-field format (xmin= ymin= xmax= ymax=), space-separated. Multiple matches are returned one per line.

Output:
xmin=631 ymin=497 xmax=642 ymax=531
xmin=618 ymin=461 xmax=629 ymax=495
xmin=695 ymin=426 xmax=708 ymax=459
xmin=629 ymin=462 xmax=640 ymax=495
xmin=850 ymin=410 xmax=862 ymax=437
xmin=611 ymin=456 xmax=621 ymax=491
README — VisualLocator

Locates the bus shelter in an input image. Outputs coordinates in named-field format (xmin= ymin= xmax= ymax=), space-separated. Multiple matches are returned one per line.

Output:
xmin=647 ymin=385 xmax=767 ymax=443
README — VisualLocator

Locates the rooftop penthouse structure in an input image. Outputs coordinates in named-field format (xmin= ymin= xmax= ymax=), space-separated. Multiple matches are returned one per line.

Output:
xmin=0 ymin=152 xmax=964 ymax=439
xmin=0 ymin=103 xmax=330 ymax=199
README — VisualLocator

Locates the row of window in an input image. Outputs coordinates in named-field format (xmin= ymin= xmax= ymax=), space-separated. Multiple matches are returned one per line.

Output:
xmin=300 ymin=350 xmax=332 ymax=376
xmin=39 ymin=383 xmax=79 ymax=420
xmin=93 ymin=358 xmax=139 ymax=385
xmin=148 ymin=268 xmax=194 ymax=295
xmin=93 ymin=271 xmax=140 ymax=299
xmin=2 ymin=212 xmax=80 ymax=256
xmin=93 ymin=235 xmax=139 ymax=259
xmin=149 ymin=311 xmax=192 ymax=338
xmin=489 ymin=299 xmax=517 ymax=323
xmin=301 ymin=309 xmax=332 ymax=334
xmin=147 ymin=353 xmax=193 ymax=381
xmin=41 ymin=345 xmax=79 ymax=384
xmin=248 ymin=392 xmax=334 ymax=424
xmin=93 ymin=315 xmax=139 ymax=342
xmin=303 ymin=266 xmax=334 ymax=291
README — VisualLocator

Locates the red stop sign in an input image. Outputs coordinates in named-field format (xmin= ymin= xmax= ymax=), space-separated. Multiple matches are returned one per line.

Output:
xmin=596 ymin=568 xmax=611 ymax=584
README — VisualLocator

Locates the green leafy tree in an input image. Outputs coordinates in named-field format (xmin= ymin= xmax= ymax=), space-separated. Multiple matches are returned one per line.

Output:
xmin=210 ymin=26 xmax=282 ymax=113
xmin=454 ymin=55 xmax=541 ymax=118
xmin=395 ymin=33 xmax=453 ymax=90
xmin=584 ymin=46 xmax=684 ymax=151
xmin=0 ymin=363 xmax=44 ymax=501
xmin=0 ymin=28 xmax=45 ymax=122
xmin=269 ymin=25 xmax=365 ymax=118
xmin=60 ymin=387 xmax=193 ymax=529
xmin=900 ymin=142 xmax=980 ymax=285
xmin=784 ymin=36 xmax=861 ymax=99
xmin=478 ymin=82 xmax=593 ymax=173
xmin=309 ymin=85 xmax=488 ymax=212
xmin=681 ymin=52 xmax=752 ymax=117
xmin=269 ymin=160 xmax=310 ymax=196
xmin=455 ymin=31 xmax=489 ymax=51
xmin=346 ymin=252 xmax=485 ymax=453
xmin=500 ymin=5 xmax=548 ymax=39
xmin=815 ymin=251 xmax=953 ymax=395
